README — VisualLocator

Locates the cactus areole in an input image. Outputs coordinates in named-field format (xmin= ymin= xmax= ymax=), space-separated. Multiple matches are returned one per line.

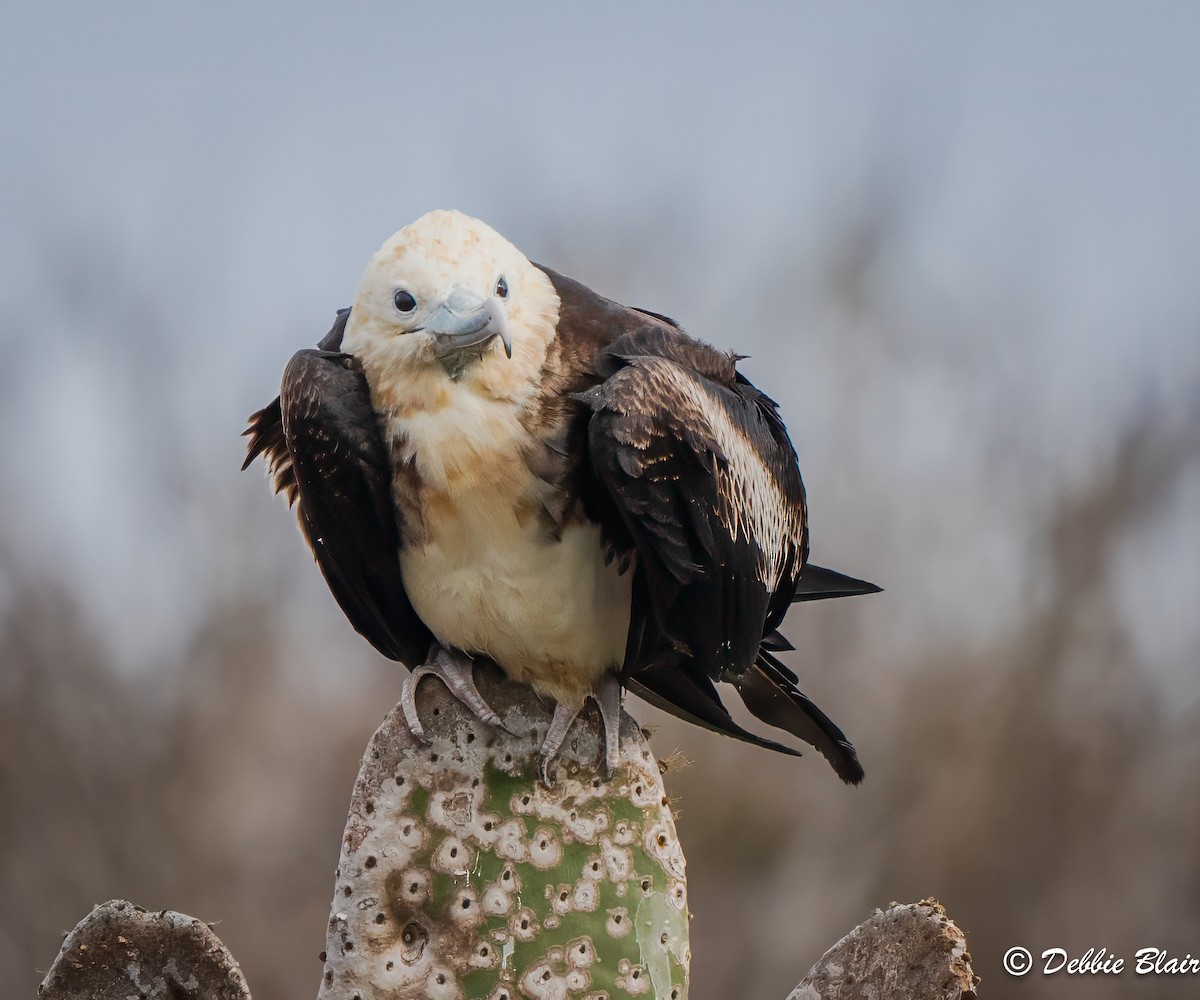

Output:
xmin=320 ymin=666 xmax=690 ymax=1000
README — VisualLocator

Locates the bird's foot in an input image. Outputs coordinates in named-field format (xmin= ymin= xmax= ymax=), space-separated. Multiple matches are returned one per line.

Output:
xmin=400 ymin=647 xmax=511 ymax=742
xmin=539 ymin=672 xmax=622 ymax=786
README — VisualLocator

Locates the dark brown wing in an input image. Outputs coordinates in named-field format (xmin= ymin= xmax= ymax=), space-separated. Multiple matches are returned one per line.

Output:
xmin=242 ymin=308 xmax=352 ymax=498
xmin=243 ymin=310 xmax=431 ymax=666
xmin=577 ymin=325 xmax=865 ymax=782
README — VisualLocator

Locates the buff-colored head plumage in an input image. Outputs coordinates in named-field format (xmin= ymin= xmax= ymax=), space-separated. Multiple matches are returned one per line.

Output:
xmin=341 ymin=211 xmax=560 ymax=401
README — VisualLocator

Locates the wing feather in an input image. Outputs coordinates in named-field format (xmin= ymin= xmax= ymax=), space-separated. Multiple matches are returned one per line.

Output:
xmin=578 ymin=326 xmax=866 ymax=781
xmin=242 ymin=310 xmax=430 ymax=667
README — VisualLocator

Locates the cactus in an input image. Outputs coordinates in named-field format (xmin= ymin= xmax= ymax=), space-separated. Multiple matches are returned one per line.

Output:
xmin=37 ymin=665 xmax=978 ymax=1000
xmin=37 ymin=900 xmax=251 ymax=1000
xmin=318 ymin=663 xmax=690 ymax=1000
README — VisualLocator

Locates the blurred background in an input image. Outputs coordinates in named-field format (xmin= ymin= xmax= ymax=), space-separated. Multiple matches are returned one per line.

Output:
xmin=2 ymin=4 xmax=1198 ymax=998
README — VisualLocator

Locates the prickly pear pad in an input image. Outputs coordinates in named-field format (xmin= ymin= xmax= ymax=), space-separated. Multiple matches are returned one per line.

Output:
xmin=320 ymin=664 xmax=689 ymax=1000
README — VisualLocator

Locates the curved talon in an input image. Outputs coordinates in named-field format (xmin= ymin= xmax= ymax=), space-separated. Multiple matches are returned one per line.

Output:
xmin=536 ymin=673 xmax=624 ymax=786
xmin=399 ymin=666 xmax=437 ymax=743
xmin=538 ymin=700 xmax=575 ymax=788
xmin=595 ymin=672 xmax=622 ymax=777
xmin=399 ymin=649 xmax=511 ymax=740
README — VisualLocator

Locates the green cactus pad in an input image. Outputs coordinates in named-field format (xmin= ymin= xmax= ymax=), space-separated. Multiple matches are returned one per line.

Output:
xmin=320 ymin=664 xmax=689 ymax=1000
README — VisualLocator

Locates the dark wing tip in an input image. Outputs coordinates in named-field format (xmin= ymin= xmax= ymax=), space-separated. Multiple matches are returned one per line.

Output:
xmin=629 ymin=306 xmax=683 ymax=329
xmin=625 ymin=664 xmax=805 ymax=758
xmin=316 ymin=307 xmax=352 ymax=352
xmin=760 ymin=629 xmax=796 ymax=652
xmin=242 ymin=307 xmax=352 ymax=474
xmin=736 ymin=651 xmax=866 ymax=785
xmin=792 ymin=564 xmax=883 ymax=603
xmin=841 ymin=752 xmax=866 ymax=785
xmin=824 ymin=732 xmax=865 ymax=785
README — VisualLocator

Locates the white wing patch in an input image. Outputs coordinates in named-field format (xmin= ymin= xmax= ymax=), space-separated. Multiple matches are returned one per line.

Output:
xmin=649 ymin=359 xmax=802 ymax=592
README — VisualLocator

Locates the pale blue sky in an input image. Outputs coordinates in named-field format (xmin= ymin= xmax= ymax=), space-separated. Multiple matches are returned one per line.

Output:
xmin=1 ymin=2 xmax=1197 ymax=693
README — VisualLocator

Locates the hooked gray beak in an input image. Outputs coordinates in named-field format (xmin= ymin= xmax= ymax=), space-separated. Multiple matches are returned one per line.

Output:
xmin=422 ymin=287 xmax=512 ymax=360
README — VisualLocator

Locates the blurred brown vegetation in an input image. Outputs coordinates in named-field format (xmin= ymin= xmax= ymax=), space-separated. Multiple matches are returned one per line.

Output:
xmin=2 ymin=206 xmax=1198 ymax=1000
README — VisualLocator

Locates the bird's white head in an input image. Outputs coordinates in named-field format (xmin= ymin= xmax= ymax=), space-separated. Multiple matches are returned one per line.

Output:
xmin=341 ymin=210 xmax=560 ymax=402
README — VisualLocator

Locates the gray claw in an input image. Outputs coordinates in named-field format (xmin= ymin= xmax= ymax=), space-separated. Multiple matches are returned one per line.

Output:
xmin=400 ymin=664 xmax=434 ymax=743
xmin=536 ymin=673 xmax=623 ymax=785
xmin=595 ymin=672 xmax=622 ymax=777
xmin=400 ymin=649 xmax=510 ymax=738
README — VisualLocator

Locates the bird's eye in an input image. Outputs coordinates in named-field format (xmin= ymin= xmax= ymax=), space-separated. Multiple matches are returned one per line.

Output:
xmin=393 ymin=289 xmax=417 ymax=313
xmin=494 ymin=276 xmax=509 ymax=299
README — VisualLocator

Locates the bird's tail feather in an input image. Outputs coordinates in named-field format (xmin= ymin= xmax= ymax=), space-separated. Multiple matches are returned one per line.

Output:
xmin=735 ymin=650 xmax=864 ymax=784
xmin=791 ymin=564 xmax=882 ymax=603
xmin=760 ymin=629 xmax=795 ymax=651
xmin=626 ymin=661 xmax=803 ymax=758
